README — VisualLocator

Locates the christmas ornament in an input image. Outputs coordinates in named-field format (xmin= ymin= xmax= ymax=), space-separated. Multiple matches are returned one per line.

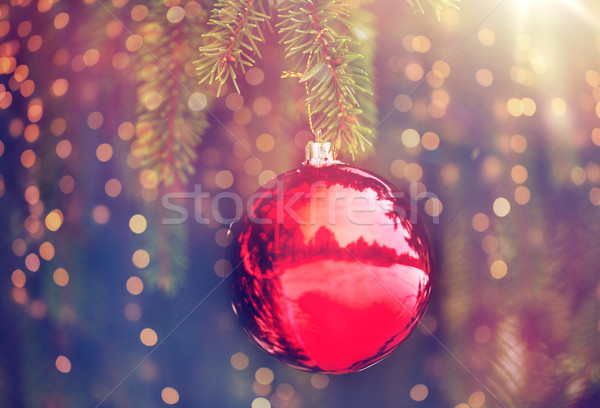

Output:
xmin=230 ymin=142 xmax=433 ymax=374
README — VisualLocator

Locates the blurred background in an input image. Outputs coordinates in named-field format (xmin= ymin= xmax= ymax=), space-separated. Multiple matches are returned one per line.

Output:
xmin=1 ymin=0 xmax=600 ymax=407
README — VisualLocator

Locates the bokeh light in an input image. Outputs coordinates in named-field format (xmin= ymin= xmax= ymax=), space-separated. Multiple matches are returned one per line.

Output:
xmin=230 ymin=352 xmax=249 ymax=370
xmin=92 ymin=204 xmax=110 ymax=225
xmin=251 ymin=397 xmax=271 ymax=408
xmin=105 ymin=178 xmax=122 ymax=197
xmin=215 ymin=170 xmax=234 ymax=189
xmin=132 ymin=249 xmax=150 ymax=269
xmin=129 ymin=214 xmax=147 ymax=234
xmin=256 ymin=133 xmax=275 ymax=152
xmin=474 ymin=325 xmax=492 ymax=344
xmin=25 ymin=253 xmax=40 ymax=272
xmin=255 ymin=367 xmax=274 ymax=385
xmin=55 ymin=355 xmax=71 ymax=373
xmin=472 ymin=213 xmax=490 ymax=232
xmin=401 ymin=128 xmax=420 ymax=148
xmin=409 ymin=384 xmax=428 ymax=401
xmin=140 ymin=328 xmax=158 ymax=346
xmin=126 ymin=276 xmax=143 ymax=295
xmin=11 ymin=269 xmax=26 ymax=288
xmin=492 ymin=197 xmax=511 ymax=217
xmin=468 ymin=391 xmax=486 ymax=408
xmin=310 ymin=374 xmax=329 ymax=390
xmin=161 ymin=387 xmax=180 ymax=405
xmin=124 ymin=303 xmax=142 ymax=321
xmin=490 ymin=260 xmax=508 ymax=279
xmin=39 ymin=242 xmax=55 ymax=261
xmin=53 ymin=268 xmax=69 ymax=287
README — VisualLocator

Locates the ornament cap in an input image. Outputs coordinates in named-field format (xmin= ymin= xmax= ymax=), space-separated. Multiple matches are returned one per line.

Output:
xmin=304 ymin=140 xmax=341 ymax=167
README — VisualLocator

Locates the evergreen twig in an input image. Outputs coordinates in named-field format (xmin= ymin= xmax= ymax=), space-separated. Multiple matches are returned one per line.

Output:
xmin=195 ymin=0 xmax=271 ymax=96
xmin=135 ymin=3 xmax=209 ymax=185
xmin=277 ymin=0 xmax=373 ymax=158
xmin=407 ymin=0 xmax=460 ymax=19
xmin=196 ymin=0 xmax=455 ymax=156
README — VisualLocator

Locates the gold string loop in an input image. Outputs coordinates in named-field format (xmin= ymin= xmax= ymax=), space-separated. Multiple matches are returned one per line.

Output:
xmin=281 ymin=27 xmax=334 ymax=137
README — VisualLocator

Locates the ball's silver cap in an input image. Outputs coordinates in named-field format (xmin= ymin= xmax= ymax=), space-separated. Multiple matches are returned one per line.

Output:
xmin=304 ymin=141 xmax=341 ymax=167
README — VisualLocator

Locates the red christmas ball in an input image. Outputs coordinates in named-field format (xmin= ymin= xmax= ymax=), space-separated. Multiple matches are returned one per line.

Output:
xmin=230 ymin=162 xmax=433 ymax=374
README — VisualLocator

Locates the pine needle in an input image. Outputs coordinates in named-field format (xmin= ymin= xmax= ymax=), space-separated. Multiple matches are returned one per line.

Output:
xmin=134 ymin=4 xmax=209 ymax=186
xmin=195 ymin=0 xmax=271 ymax=96
xmin=277 ymin=0 xmax=375 ymax=159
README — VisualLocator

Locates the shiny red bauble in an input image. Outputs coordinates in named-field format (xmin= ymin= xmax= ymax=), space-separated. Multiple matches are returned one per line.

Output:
xmin=230 ymin=163 xmax=433 ymax=374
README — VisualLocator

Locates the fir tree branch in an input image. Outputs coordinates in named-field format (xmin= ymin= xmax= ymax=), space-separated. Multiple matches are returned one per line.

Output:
xmin=135 ymin=3 xmax=209 ymax=185
xmin=195 ymin=0 xmax=271 ymax=95
xmin=407 ymin=0 xmax=460 ymax=19
xmin=277 ymin=0 xmax=374 ymax=158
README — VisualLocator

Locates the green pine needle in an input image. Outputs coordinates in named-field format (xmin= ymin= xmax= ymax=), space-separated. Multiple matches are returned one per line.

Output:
xmin=277 ymin=0 xmax=375 ymax=159
xmin=195 ymin=0 xmax=457 ymax=156
xmin=407 ymin=0 xmax=460 ymax=19
xmin=195 ymin=0 xmax=271 ymax=96
xmin=134 ymin=3 xmax=209 ymax=186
